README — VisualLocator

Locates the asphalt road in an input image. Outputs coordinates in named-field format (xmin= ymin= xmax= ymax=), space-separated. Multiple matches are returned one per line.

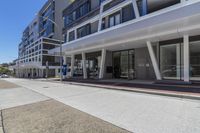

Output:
xmin=2 ymin=78 xmax=200 ymax=133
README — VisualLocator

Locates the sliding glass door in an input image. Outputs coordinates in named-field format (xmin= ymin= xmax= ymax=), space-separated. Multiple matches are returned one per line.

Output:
xmin=160 ymin=43 xmax=183 ymax=80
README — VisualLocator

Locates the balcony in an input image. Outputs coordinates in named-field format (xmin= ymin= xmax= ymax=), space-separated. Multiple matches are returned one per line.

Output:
xmin=50 ymin=0 xmax=200 ymax=55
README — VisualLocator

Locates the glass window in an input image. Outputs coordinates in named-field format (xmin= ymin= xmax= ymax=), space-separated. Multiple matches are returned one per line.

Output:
xmin=122 ymin=4 xmax=135 ymax=22
xmin=69 ymin=31 xmax=75 ymax=42
xmin=190 ymin=41 xmax=200 ymax=80
xmin=76 ymin=2 xmax=90 ymax=18
xmin=109 ymin=16 xmax=114 ymax=27
xmin=160 ymin=43 xmax=183 ymax=80
xmin=77 ymin=24 xmax=90 ymax=39
xmin=137 ymin=0 xmax=181 ymax=16
xmin=109 ymin=12 xmax=121 ymax=28
xmin=115 ymin=14 xmax=120 ymax=25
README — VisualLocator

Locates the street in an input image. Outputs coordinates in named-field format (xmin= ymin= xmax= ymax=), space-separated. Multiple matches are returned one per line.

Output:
xmin=1 ymin=78 xmax=200 ymax=133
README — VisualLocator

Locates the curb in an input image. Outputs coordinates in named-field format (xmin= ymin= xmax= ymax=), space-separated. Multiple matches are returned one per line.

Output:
xmin=0 ymin=110 xmax=5 ymax=133
xmin=36 ymin=79 xmax=200 ymax=101
xmin=63 ymin=82 xmax=200 ymax=101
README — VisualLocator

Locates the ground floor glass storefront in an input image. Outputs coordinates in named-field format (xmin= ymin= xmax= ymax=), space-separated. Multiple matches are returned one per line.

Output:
xmin=159 ymin=36 xmax=200 ymax=81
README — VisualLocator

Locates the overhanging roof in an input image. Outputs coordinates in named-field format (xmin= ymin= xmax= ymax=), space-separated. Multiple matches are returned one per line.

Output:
xmin=50 ymin=1 xmax=200 ymax=55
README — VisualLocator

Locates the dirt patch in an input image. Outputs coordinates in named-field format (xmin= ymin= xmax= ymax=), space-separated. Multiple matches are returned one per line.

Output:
xmin=0 ymin=80 xmax=19 ymax=89
xmin=2 ymin=100 xmax=131 ymax=133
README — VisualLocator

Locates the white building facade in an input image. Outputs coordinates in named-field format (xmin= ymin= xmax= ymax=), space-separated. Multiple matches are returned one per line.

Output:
xmin=15 ymin=0 xmax=72 ymax=78
xmin=50 ymin=0 xmax=200 ymax=83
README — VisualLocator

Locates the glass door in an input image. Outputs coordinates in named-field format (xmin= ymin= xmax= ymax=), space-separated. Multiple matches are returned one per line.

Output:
xmin=113 ymin=50 xmax=135 ymax=79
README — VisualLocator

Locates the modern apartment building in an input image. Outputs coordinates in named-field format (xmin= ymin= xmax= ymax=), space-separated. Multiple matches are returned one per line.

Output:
xmin=16 ymin=0 xmax=71 ymax=78
xmin=50 ymin=0 xmax=200 ymax=83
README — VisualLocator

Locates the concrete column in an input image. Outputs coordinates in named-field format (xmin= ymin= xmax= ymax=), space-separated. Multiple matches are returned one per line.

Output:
xmin=142 ymin=0 xmax=148 ymax=16
xmin=132 ymin=0 xmax=140 ymax=18
xmin=99 ymin=49 xmax=106 ymax=79
xmin=19 ymin=69 xmax=21 ymax=78
xmin=181 ymin=0 xmax=187 ymax=3
xmin=82 ymin=52 xmax=87 ymax=79
xmin=70 ymin=55 xmax=75 ymax=77
xmin=176 ymin=44 xmax=181 ymax=79
xmin=26 ymin=69 xmax=28 ymax=78
xmin=31 ymin=68 xmax=33 ymax=78
xmin=63 ymin=56 xmax=67 ymax=79
xmin=40 ymin=69 xmax=42 ymax=78
xmin=74 ymin=30 xmax=77 ymax=40
xmin=98 ymin=4 xmax=104 ymax=31
xmin=183 ymin=35 xmax=190 ymax=82
xmin=37 ymin=69 xmax=39 ymax=78
xmin=38 ymin=69 xmax=40 ymax=78
xmin=41 ymin=68 xmax=44 ymax=78
xmin=147 ymin=41 xmax=162 ymax=80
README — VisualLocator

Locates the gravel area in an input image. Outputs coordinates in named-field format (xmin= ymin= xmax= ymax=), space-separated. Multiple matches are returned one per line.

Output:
xmin=2 ymin=100 xmax=131 ymax=133
xmin=0 ymin=79 xmax=19 ymax=89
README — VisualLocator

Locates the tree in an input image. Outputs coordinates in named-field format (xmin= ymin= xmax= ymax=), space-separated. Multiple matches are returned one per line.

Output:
xmin=0 ymin=67 xmax=11 ymax=75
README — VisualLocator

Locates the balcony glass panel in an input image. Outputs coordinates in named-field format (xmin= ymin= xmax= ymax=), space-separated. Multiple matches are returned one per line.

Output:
xmin=137 ymin=0 xmax=181 ymax=16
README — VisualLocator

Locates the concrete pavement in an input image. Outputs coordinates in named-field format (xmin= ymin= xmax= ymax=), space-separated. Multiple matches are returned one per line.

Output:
xmin=0 ymin=79 xmax=131 ymax=133
xmin=3 ymin=100 xmax=130 ymax=133
xmin=0 ymin=86 xmax=49 ymax=110
xmin=4 ymin=78 xmax=200 ymax=133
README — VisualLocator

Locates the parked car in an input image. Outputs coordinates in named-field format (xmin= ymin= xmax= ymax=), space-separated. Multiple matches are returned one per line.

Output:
xmin=1 ymin=74 xmax=9 ymax=78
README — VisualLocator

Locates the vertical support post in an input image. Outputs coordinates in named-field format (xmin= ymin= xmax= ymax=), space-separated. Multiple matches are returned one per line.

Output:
xmin=142 ymin=0 xmax=148 ymax=16
xmin=41 ymin=68 xmax=44 ymax=78
xmin=60 ymin=41 xmax=63 ymax=81
xmin=38 ymin=69 xmax=41 ymax=78
xmin=98 ymin=3 xmax=104 ymax=31
xmin=181 ymin=0 xmax=186 ymax=3
xmin=82 ymin=52 xmax=87 ymax=79
xmin=183 ymin=35 xmax=190 ymax=82
xmin=31 ymin=68 xmax=33 ymax=78
xmin=99 ymin=49 xmax=106 ymax=79
xmin=37 ymin=69 xmax=39 ymax=78
xmin=63 ymin=56 xmax=67 ymax=79
xmin=70 ymin=55 xmax=75 ymax=78
xmin=132 ymin=0 xmax=140 ymax=18
xmin=176 ymin=44 xmax=181 ymax=79
xmin=147 ymin=41 xmax=162 ymax=80
xmin=74 ymin=30 xmax=77 ymax=40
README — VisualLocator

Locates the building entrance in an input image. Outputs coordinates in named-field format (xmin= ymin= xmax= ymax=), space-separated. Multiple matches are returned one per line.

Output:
xmin=86 ymin=52 xmax=101 ymax=79
xmin=113 ymin=50 xmax=135 ymax=79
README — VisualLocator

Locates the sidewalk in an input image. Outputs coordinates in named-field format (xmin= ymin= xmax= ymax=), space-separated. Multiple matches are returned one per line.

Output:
xmin=5 ymin=78 xmax=200 ymax=133
xmin=43 ymin=78 xmax=200 ymax=100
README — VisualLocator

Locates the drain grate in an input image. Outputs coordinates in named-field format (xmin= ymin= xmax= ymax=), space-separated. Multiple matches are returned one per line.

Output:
xmin=43 ymin=86 xmax=49 ymax=88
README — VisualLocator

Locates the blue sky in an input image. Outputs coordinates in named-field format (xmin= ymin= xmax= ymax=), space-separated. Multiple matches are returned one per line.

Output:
xmin=0 ymin=0 xmax=46 ymax=64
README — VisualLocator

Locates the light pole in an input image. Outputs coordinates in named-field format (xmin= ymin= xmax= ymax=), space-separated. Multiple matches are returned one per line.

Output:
xmin=36 ymin=14 xmax=63 ymax=81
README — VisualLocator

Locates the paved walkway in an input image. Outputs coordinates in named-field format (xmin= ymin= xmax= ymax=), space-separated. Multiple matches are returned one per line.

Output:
xmin=4 ymin=78 xmax=200 ymax=133
xmin=3 ymin=100 xmax=130 ymax=133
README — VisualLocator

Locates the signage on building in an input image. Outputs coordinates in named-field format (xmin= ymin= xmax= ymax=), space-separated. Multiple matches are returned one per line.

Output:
xmin=62 ymin=64 xmax=67 ymax=76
